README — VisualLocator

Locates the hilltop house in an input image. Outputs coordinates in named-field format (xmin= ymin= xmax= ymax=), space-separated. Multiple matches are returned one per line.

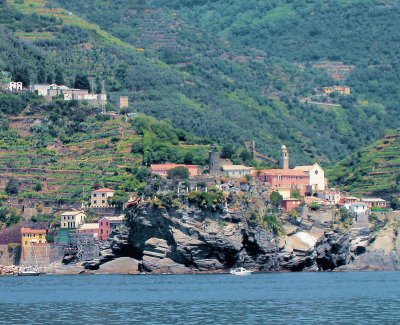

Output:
xmin=29 ymin=83 xmax=107 ymax=107
xmin=294 ymin=163 xmax=326 ymax=193
xmin=98 ymin=215 xmax=125 ymax=241
xmin=150 ymin=164 xmax=200 ymax=178
xmin=221 ymin=165 xmax=254 ymax=178
xmin=0 ymin=81 xmax=22 ymax=92
xmin=60 ymin=211 xmax=86 ymax=229
xmin=91 ymin=188 xmax=115 ymax=208
xmin=322 ymin=86 xmax=351 ymax=95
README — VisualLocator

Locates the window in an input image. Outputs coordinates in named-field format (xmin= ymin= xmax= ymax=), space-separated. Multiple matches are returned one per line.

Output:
xmin=102 ymin=193 xmax=105 ymax=197
xmin=94 ymin=200 xmax=97 ymax=204
xmin=93 ymin=193 xmax=97 ymax=197
xmin=102 ymin=200 xmax=105 ymax=204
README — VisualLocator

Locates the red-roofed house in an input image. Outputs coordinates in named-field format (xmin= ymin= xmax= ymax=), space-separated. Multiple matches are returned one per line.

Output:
xmin=150 ymin=164 xmax=200 ymax=178
xmin=91 ymin=188 xmax=115 ymax=207
xmin=257 ymin=169 xmax=309 ymax=197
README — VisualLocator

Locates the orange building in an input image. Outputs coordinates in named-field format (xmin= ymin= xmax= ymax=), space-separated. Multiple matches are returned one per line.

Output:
xmin=150 ymin=164 xmax=200 ymax=178
xmin=257 ymin=169 xmax=309 ymax=197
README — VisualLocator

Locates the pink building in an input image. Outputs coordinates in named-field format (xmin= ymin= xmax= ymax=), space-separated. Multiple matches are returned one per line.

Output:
xmin=99 ymin=216 xmax=125 ymax=241
xmin=150 ymin=164 xmax=200 ymax=178
xmin=282 ymin=198 xmax=302 ymax=212
xmin=258 ymin=169 xmax=309 ymax=196
xmin=361 ymin=198 xmax=387 ymax=209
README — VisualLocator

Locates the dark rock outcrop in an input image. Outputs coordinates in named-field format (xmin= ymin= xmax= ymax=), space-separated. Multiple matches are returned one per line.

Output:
xmin=90 ymin=200 xmax=400 ymax=274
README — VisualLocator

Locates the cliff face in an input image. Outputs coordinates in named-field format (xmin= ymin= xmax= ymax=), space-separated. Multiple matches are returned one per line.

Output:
xmin=118 ymin=200 xmax=360 ymax=274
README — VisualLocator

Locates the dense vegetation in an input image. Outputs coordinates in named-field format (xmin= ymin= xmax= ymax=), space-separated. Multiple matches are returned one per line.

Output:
xmin=1 ymin=0 xmax=399 ymax=167
xmin=329 ymin=131 xmax=400 ymax=199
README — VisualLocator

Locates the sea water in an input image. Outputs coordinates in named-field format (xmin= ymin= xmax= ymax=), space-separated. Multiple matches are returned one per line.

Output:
xmin=0 ymin=272 xmax=399 ymax=324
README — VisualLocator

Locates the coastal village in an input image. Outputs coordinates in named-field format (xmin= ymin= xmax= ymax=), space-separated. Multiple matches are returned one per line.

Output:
xmin=0 ymin=72 xmax=396 ymax=275
xmin=0 ymin=133 xmax=392 ymax=274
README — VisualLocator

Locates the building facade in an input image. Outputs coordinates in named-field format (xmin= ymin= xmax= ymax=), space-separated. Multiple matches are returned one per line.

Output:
xmin=98 ymin=215 xmax=125 ymax=241
xmin=318 ymin=189 xmax=341 ymax=205
xmin=361 ymin=198 xmax=387 ymax=209
xmin=91 ymin=188 xmax=115 ymax=207
xmin=282 ymin=198 xmax=301 ymax=212
xmin=77 ymin=223 xmax=99 ymax=239
xmin=60 ymin=211 xmax=86 ymax=229
xmin=258 ymin=169 xmax=309 ymax=197
xmin=294 ymin=163 xmax=326 ymax=193
xmin=221 ymin=165 xmax=254 ymax=178
xmin=21 ymin=228 xmax=48 ymax=246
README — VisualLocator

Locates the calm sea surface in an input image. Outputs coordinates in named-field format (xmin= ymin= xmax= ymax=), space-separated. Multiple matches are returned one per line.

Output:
xmin=0 ymin=272 xmax=399 ymax=324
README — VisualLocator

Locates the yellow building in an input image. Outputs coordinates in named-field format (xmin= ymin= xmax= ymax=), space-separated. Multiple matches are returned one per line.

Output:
xmin=323 ymin=86 xmax=351 ymax=95
xmin=91 ymin=188 xmax=114 ymax=208
xmin=21 ymin=228 xmax=48 ymax=246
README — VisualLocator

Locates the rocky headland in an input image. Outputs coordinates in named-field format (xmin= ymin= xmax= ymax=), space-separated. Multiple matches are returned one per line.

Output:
xmin=73 ymin=182 xmax=400 ymax=275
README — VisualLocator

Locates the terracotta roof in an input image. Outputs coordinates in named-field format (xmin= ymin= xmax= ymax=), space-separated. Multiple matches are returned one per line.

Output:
xmin=150 ymin=164 xmax=198 ymax=171
xmin=259 ymin=169 xmax=308 ymax=177
xmin=361 ymin=198 xmax=386 ymax=202
xmin=283 ymin=198 xmax=301 ymax=201
xmin=21 ymin=228 xmax=47 ymax=235
xmin=93 ymin=188 xmax=114 ymax=193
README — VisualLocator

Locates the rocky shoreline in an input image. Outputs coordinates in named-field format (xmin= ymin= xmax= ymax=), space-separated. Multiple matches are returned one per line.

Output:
xmin=3 ymin=200 xmax=400 ymax=276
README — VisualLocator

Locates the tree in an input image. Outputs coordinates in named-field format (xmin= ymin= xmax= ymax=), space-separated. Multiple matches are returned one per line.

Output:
xmin=55 ymin=70 xmax=65 ymax=85
xmin=221 ymin=144 xmax=235 ymax=159
xmin=270 ymin=191 xmax=283 ymax=208
xmin=74 ymin=74 xmax=91 ymax=91
xmin=5 ymin=177 xmax=19 ymax=196
xmin=108 ymin=190 xmax=128 ymax=209
xmin=167 ymin=166 xmax=189 ymax=179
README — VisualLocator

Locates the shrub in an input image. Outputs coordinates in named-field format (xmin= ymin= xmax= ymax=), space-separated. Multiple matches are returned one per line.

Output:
xmin=167 ymin=166 xmax=189 ymax=180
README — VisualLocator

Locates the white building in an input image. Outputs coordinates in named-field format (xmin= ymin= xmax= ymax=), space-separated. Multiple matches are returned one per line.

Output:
xmin=318 ymin=189 xmax=341 ymax=205
xmin=221 ymin=165 xmax=254 ymax=178
xmin=91 ymin=188 xmax=115 ymax=207
xmin=60 ymin=211 xmax=86 ymax=229
xmin=294 ymin=163 xmax=325 ymax=193
xmin=2 ymin=81 xmax=23 ymax=92
xmin=29 ymin=84 xmax=52 ymax=96
xmin=347 ymin=202 xmax=369 ymax=216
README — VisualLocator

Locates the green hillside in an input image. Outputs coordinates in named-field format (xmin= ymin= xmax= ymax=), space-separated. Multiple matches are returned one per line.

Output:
xmin=1 ymin=0 xmax=399 ymax=167
xmin=0 ymin=93 xmax=210 ymax=201
xmin=328 ymin=131 xmax=400 ymax=198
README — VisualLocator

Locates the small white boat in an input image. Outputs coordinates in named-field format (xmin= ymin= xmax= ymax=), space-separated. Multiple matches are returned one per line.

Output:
xmin=230 ymin=267 xmax=252 ymax=276
xmin=18 ymin=267 xmax=40 ymax=276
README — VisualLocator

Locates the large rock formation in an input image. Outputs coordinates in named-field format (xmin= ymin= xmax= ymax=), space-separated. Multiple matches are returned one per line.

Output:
xmin=107 ymin=200 xmax=358 ymax=274
xmin=87 ymin=182 xmax=400 ymax=274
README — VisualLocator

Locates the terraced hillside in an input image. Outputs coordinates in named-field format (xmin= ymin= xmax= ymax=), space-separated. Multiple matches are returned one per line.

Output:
xmin=2 ymin=0 xmax=398 ymax=166
xmin=0 ymin=99 xmax=210 ymax=202
xmin=328 ymin=132 xmax=400 ymax=197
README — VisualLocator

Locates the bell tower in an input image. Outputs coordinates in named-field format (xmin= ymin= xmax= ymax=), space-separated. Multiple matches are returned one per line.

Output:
xmin=280 ymin=145 xmax=289 ymax=169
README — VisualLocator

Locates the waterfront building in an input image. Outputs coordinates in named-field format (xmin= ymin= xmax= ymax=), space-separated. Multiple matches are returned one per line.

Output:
xmin=91 ymin=188 xmax=115 ymax=207
xmin=98 ymin=215 xmax=125 ymax=241
xmin=60 ymin=211 xmax=86 ymax=229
